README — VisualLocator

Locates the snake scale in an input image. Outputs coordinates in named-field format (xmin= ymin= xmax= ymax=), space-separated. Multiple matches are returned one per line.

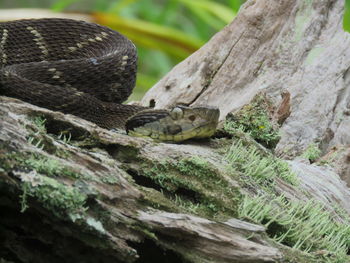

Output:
xmin=0 ymin=18 xmax=219 ymax=142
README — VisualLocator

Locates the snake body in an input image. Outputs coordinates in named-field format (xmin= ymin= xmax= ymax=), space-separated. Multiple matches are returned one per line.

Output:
xmin=0 ymin=18 xmax=219 ymax=141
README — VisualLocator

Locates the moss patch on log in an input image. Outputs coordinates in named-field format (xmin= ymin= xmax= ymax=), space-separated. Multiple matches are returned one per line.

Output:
xmin=127 ymin=155 xmax=242 ymax=220
xmin=238 ymin=193 xmax=350 ymax=263
xmin=20 ymin=173 xmax=88 ymax=217
xmin=224 ymin=93 xmax=280 ymax=148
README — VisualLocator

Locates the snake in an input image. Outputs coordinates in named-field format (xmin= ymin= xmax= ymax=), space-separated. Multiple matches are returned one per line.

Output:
xmin=0 ymin=18 xmax=219 ymax=142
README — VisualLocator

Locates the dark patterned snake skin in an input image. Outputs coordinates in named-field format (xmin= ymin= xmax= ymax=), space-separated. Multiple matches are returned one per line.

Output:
xmin=0 ymin=18 xmax=219 ymax=141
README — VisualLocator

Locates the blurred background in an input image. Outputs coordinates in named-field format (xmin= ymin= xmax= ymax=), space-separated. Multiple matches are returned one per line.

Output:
xmin=0 ymin=0 xmax=349 ymax=101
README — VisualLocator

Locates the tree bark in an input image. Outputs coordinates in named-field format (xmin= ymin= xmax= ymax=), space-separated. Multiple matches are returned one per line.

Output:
xmin=0 ymin=97 xmax=284 ymax=263
xmin=1 ymin=0 xmax=350 ymax=262
xmin=142 ymin=0 xmax=350 ymax=160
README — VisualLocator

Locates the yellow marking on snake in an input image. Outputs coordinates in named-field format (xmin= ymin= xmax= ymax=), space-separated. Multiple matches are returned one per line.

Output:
xmin=2 ymin=53 xmax=7 ymax=64
xmin=120 ymin=56 xmax=128 ymax=68
xmin=99 ymin=32 xmax=109 ymax=39
xmin=48 ymin=68 xmax=63 ymax=80
xmin=71 ymin=32 xmax=109 ymax=52
xmin=68 ymin=46 xmax=77 ymax=52
xmin=26 ymin=26 xmax=49 ymax=57
xmin=0 ymin=29 xmax=8 ymax=64
xmin=75 ymin=41 xmax=90 ymax=49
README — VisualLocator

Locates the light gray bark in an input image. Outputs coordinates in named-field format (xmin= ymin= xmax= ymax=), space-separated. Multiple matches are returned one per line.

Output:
xmin=142 ymin=0 xmax=350 ymax=161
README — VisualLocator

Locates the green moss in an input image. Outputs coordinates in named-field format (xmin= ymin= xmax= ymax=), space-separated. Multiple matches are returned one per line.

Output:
xmin=132 ymin=225 xmax=158 ymax=241
xmin=280 ymin=247 xmax=319 ymax=263
xmin=111 ymin=145 xmax=140 ymax=163
xmin=26 ymin=135 xmax=45 ymax=150
xmin=140 ymin=187 xmax=182 ymax=212
xmin=25 ymin=116 xmax=51 ymax=152
xmin=21 ymin=173 xmax=87 ymax=217
xmin=58 ymin=132 xmax=72 ymax=144
xmin=100 ymin=174 xmax=119 ymax=184
xmin=137 ymin=156 xmax=242 ymax=220
xmin=177 ymin=156 xmax=212 ymax=178
xmin=25 ymin=155 xmax=82 ymax=179
xmin=226 ymin=139 xmax=299 ymax=186
xmin=0 ymin=149 xmax=84 ymax=182
xmin=0 ymin=150 xmax=18 ymax=172
xmin=238 ymin=193 xmax=350 ymax=262
xmin=71 ymin=137 xmax=101 ymax=148
xmin=31 ymin=115 xmax=47 ymax=133
xmin=301 ymin=143 xmax=321 ymax=162
xmin=224 ymin=94 xmax=280 ymax=148
xmin=24 ymin=116 xmax=72 ymax=159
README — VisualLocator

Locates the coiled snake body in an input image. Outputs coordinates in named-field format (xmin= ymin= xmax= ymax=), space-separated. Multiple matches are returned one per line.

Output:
xmin=0 ymin=18 xmax=219 ymax=142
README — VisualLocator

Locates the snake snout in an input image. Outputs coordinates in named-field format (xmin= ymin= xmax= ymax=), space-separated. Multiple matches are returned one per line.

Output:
xmin=204 ymin=107 xmax=220 ymax=121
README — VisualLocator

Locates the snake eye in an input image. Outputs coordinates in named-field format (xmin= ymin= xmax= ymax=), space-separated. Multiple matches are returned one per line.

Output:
xmin=170 ymin=107 xmax=183 ymax=120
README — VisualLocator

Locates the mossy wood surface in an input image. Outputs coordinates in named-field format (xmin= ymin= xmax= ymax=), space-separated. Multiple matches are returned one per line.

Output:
xmin=1 ymin=95 xmax=349 ymax=262
xmin=2 ymin=0 xmax=350 ymax=262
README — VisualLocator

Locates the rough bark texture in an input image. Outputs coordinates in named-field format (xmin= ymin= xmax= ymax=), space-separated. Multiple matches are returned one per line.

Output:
xmin=0 ymin=97 xmax=284 ymax=263
xmin=1 ymin=0 xmax=350 ymax=262
xmin=142 ymin=0 xmax=350 ymax=161
xmin=2 ymin=95 xmax=348 ymax=263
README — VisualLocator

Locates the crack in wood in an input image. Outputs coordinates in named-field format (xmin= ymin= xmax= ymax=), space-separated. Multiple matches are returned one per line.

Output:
xmin=189 ymin=31 xmax=245 ymax=106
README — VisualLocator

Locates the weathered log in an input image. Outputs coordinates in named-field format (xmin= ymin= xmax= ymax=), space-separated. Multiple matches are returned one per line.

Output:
xmin=142 ymin=0 xmax=350 ymax=161
xmin=1 ymin=96 xmax=349 ymax=262
xmin=0 ymin=97 xmax=284 ymax=263
xmin=1 ymin=0 xmax=350 ymax=262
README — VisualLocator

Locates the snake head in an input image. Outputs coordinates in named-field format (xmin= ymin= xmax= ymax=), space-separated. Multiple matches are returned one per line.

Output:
xmin=125 ymin=105 xmax=220 ymax=142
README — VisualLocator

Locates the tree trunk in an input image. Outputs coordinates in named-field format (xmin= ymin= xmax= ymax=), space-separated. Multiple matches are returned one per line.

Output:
xmin=142 ymin=0 xmax=350 ymax=161
xmin=1 ymin=0 xmax=350 ymax=263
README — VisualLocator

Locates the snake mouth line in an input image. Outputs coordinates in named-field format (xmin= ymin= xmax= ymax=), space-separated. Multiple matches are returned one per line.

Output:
xmin=128 ymin=119 xmax=218 ymax=142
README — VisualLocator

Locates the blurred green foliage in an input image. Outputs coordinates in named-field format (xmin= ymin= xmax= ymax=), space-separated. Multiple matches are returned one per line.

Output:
xmin=50 ymin=0 xmax=245 ymax=100
xmin=344 ymin=0 xmax=350 ymax=32
xmin=2 ymin=1 xmax=350 ymax=99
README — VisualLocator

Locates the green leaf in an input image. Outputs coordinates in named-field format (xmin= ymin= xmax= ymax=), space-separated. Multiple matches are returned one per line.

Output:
xmin=227 ymin=0 xmax=244 ymax=12
xmin=344 ymin=0 xmax=350 ymax=32
xmin=185 ymin=4 xmax=226 ymax=30
xmin=108 ymin=0 xmax=138 ymax=13
xmin=94 ymin=13 xmax=205 ymax=59
xmin=178 ymin=0 xmax=236 ymax=24
xmin=51 ymin=0 xmax=81 ymax=11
